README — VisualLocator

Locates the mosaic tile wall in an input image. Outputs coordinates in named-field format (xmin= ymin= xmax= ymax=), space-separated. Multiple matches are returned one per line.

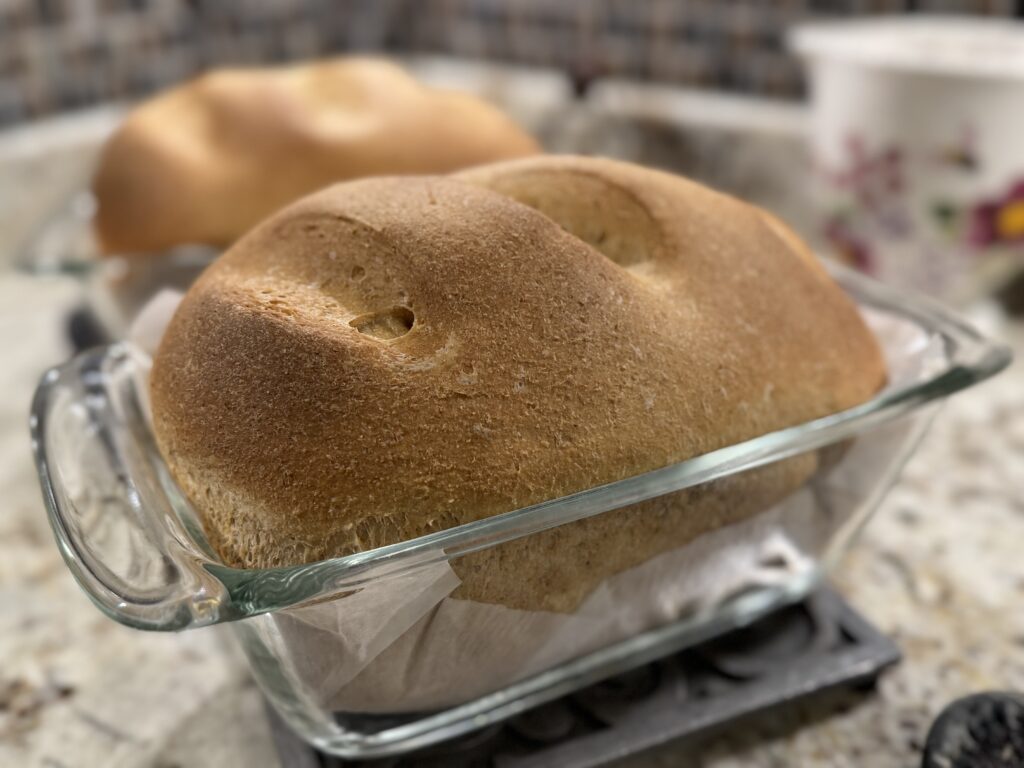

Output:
xmin=0 ymin=0 xmax=1020 ymax=126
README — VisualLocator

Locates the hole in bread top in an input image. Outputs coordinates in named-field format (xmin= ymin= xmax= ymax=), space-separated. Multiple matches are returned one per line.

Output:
xmin=349 ymin=306 xmax=415 ymax=340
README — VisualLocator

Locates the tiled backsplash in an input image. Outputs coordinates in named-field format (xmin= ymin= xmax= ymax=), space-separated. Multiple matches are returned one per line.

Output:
xmin=0 ymin=0 xmax=1020 ymax=126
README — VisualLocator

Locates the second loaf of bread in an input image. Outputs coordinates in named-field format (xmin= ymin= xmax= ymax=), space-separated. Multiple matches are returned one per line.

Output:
xmin=150 ymin=156 xmax=886 ymax=612
xmin=92 ymin=57 xmax=539 ymax=254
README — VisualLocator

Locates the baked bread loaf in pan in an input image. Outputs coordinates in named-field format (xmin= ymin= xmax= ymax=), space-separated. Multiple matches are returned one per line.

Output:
xmin=92 ymin=57 xmax=539 ymax=255
xmin=149 ymin=155 xmax=885 ymax=613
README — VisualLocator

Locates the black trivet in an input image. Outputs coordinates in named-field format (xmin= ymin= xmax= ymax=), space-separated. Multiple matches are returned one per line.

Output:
xmin=266 ymin=585 xmax=900 ymax=767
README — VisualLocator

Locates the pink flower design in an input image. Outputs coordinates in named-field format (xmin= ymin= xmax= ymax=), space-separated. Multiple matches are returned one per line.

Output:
xmin=824 ymin=215 xmax=874 ymax=274
xmin=825 ymin=136 xmax=904 ymax=216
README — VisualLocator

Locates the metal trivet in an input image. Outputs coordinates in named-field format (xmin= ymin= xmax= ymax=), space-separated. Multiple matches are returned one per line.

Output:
xmin=266 ymin=585 xmax=900 ymax=767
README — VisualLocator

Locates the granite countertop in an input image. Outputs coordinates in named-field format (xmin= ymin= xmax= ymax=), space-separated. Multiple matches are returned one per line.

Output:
xmin=1 ymin=73 xmax=1023 ymax=768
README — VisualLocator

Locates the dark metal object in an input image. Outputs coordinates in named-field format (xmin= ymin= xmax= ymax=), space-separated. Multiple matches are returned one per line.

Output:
xmin=996 ymin=267 xmax=1024 ymax=317
xmin=67 ymin=305 xmax=110 ymax=352
xmin=922 ymin=692 xmax=1024 ymax=768
xmin=266 ymin=585 xmax=900 ymax=767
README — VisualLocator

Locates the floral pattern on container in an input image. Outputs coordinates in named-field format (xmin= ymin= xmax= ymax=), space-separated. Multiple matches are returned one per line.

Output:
xmin=817 ymin=125 xmax=1024 ymax=288
xmin=969 ymin=180 xmax=1024 ymax=247
xmin=823 ymin=136 xmax=906 ymax=217
xmin=932 ymin=126 xmax=979 ymax=173
xmin=819 ymin=135 xmax=914 ymax=275
xmin=823 ymin=213 xmax=874 ymax=273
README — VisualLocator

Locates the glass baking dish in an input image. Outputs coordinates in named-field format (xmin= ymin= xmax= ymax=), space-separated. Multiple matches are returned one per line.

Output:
xmin=30 ymin=263 xmax=1009 ymax=758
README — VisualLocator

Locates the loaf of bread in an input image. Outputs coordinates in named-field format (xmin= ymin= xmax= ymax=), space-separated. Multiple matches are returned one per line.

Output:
xmin=92 ymin=57 xmax=539 ymax=255
xmin=149 ymin=155 xmax=885 ymax=613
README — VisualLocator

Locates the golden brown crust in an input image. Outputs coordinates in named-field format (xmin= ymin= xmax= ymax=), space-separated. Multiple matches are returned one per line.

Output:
xmin=150 ymin=156 xmax=886 ymax=612
xmin=91 ymin=57 xmax=539 ymax=254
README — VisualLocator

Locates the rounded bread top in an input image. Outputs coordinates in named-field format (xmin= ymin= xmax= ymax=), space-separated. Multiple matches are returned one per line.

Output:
xmin=92 ymin=57 xmax=540 ymax=254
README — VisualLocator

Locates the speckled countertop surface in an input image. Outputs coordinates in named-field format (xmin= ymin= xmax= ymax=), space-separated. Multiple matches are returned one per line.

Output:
xmin=1 ymin=70 xmax=1023 ymax=768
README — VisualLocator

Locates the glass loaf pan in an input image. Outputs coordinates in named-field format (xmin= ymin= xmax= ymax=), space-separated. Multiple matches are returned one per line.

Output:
xmin=30 ymin=264 xmax=1009 ymax=758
